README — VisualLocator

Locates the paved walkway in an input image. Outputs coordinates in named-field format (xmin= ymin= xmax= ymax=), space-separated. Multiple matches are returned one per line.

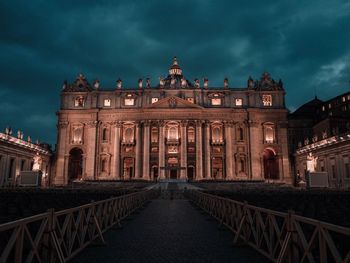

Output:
xmin=72 ymin=198 xmax=268 ymax=263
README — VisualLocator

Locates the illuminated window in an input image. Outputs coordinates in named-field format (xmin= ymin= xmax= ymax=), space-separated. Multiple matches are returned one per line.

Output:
xmin=328 ymin=103 xmax=332 ymax=109
xmin=187 ymin=127 xmax=195 ymax=142
xmin=212 ymin=126 xmax=223 ymax=143
xmin=168 ymin=126 xmax=178 ymax=140
xmin=151 ymin=127 xmax=158 ymax=143
xmin=125 ymin=98 xmax=135 ymax=106
xmin=235 ymin=98 xmax=243 ymax=106
xmin=74 ymin=96 xmax=85 ymax=107
xmin=151 ymin=98 xmax=159 ymax=104
xmin=262 ymin=95 xmax=272 ymax=106
xmin=322 ymin=106 xmax=325 ymax=111
xmin=342 ymin=97 xmax=346 ymax=102
xmin=187 ymin=97 xmax=194 ymax=103
xmin=211 ymin=98 xmax=221 ymax=106
xmin=104 ymin=98 xmax=111 ymax=107
xmin=264 ymin=124 xmax=275 ymax=143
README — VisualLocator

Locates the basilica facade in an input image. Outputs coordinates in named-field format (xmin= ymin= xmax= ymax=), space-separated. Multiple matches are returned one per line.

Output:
xmin=54 ymin=58 xmax=291 ymax=185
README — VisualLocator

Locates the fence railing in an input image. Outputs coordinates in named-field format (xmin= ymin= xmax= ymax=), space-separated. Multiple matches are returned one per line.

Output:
xmin=0 ymin=189 xmax=159 ymax=263
xmin=185 ymin=190 xmax=350 ymax=263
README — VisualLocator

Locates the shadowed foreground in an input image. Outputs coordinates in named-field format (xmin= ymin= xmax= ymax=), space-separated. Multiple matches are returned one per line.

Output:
xmin=72 ymin=198 xmax=267 ymax=263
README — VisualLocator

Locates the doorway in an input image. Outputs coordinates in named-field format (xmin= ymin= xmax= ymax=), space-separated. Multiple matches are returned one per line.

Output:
xmin=68 ymin=148 xmax=83 ymax=181
xmin=170 ymin=169 xmax=177 ymax=179
xmin=263 ymin=148 xmax=279 ymax=180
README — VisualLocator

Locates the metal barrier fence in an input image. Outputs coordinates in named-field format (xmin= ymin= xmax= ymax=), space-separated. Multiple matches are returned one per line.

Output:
xmin=0 ymin=189 xmax=159 ymax=263
xmin=185 ymin=190 xmax=350 ymax=263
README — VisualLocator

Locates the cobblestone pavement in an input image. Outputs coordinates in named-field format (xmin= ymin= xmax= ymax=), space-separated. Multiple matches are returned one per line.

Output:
xmin=72 ymin=199 xmax=268 ymax=263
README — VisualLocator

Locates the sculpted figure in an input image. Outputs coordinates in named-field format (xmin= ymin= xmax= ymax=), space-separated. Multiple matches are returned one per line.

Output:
xmin=146 ymin=78 xmax=151 ymax=88
xmin=203 ymin=78 xmax=208 ymax=89
xmin=117 ymin=79 xmax=122 ymax=89
xmin=32 ymin=153 xmax=43 ymax=171
xmin=93 ymin=80 xmax=100 ymax=89
xmin=170 ymin=77 xmax=176 ymax=86
xmin=248 ymin=76 xmax=254 ymax=88
xmin=194 ymin=78 xmax=200 ymax=88
xmin=306 ymin=152 xmax=318 ymax=172
xmin=181 ymin=78 xmax=187 ymax=88
xmin=138 ymin=78 xmax=143 ymax=89
xmin=17 ymin=130 xmax=21 ymax=139
xmin=224 ymin=78 xmax=229 ymax=89
xmin=159 ymin=76 xmax=164 ymax=87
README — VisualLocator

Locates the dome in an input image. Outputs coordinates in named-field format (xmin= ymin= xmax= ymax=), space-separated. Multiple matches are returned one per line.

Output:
xmin=169 ymin=57 xmax=182 ymax=75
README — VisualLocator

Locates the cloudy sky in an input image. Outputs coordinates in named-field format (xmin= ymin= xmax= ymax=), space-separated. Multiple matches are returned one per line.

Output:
xmin=1 ymin=0 xmax=350 ymax=146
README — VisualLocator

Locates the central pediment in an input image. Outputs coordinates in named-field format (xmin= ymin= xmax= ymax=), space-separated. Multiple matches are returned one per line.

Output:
xmin=146 ymin=96 xmax=203 ymax=109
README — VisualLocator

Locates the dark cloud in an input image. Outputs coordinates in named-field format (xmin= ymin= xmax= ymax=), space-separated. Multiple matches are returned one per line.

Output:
xmin=0 ymin=0 xmax=350 ymax=145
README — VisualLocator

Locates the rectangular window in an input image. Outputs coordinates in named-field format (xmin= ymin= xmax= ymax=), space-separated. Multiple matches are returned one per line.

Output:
xmin=211 ymin=98 xmax=221 ymax=106
xmin=235 ymin=98 xmax=243 ymax=106
xmin=20 ymin=160 xmax=25 ymax=171
xmin=124 ymin=98 xmax=135 ymax=106
xmin=151 ymin=98 xmax=159 ymax=104
xmin=104 ymin=98 xmax=111 ymax=107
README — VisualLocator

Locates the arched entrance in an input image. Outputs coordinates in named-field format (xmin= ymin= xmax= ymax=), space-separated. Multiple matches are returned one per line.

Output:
xmin=68 ymin=148 xmax=83 ymax=181
xmin=263 ymin=148 xmax=279 ymax=180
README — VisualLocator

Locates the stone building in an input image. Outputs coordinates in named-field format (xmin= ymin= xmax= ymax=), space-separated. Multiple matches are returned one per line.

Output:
xmin=289 ymin=92 xmax=350 ymax=187
xmin=54 ymin=58 xmax=291 ymax=185
xmin=0 ymin=128 xmax=52 ymax=186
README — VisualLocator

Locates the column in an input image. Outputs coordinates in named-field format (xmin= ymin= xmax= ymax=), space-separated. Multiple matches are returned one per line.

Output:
xmin=85 ymin=121 xmax=98 ymax=180
xmin=135 ymin=122 xmax=142 ymax=179
xmin=196 ymin=120 xmax=203 ymax=180
xmin=143 ymin=121 xmax=150 ymax=180
xmin=225 ymin=121 xmax=234 ymax=180
xmin=204 ymin=121 xmax=211 ymax=179
xmin=159 ymin=122 xmax=166 ymax=179
xmin=180 ymin=121 xmax=187 ymax=179
xmin=54 ymin=121 xmax=69 ymax=185
xmin=111 ymin=122 xmax=121 ymax=179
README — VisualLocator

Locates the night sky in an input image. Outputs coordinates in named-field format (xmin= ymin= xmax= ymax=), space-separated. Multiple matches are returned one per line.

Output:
xmin=1 ymin=0 xmax=350 ymax=147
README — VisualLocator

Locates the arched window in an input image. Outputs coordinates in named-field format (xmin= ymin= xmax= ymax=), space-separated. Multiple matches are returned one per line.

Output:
xmin=212 ymin=126 xmax=222 ymax=143
xmin=264 ymin=123 xmax=275 ymax=143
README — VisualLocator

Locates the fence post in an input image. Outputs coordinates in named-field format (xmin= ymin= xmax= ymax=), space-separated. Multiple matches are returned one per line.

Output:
xmin=233 ymin=201 xmax=248 ymax=246
xmin=47 ymin=208 xmax=65 ymax=263
xmin=277 ymin=210 xmax=297 ymax=263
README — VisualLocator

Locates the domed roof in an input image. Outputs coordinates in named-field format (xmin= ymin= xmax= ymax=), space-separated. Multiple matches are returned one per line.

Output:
xmin=169 ymin=57 xmax=182 ymax=75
